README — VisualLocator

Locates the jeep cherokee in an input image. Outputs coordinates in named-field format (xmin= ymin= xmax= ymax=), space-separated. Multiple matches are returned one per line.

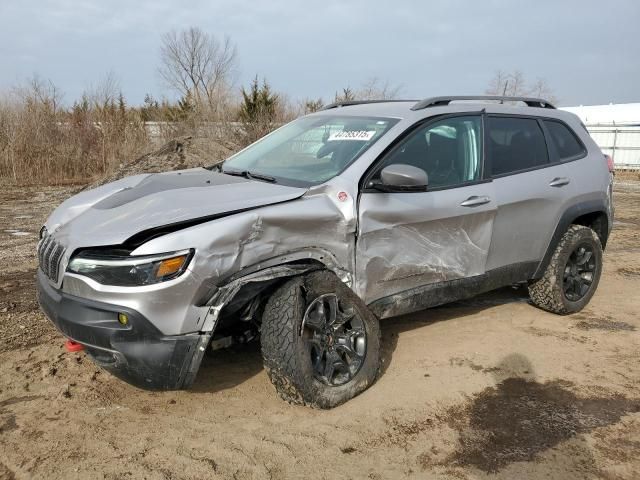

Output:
xmin=36 ymin=95 xmax=614 ymax=408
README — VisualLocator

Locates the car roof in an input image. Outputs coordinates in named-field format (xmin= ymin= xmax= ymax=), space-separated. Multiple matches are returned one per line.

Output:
xmin=310 ymin=97 xmax=581 ymax=125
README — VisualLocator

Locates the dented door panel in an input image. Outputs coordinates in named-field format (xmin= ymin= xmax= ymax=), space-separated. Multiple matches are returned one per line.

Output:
xmin=355 ymin=183 xmax=496 ymax=305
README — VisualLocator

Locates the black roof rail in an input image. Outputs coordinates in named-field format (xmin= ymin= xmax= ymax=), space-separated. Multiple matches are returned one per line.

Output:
xmin=410 ymin=96 xmax=556 ymax=111
xmin=321 ymin=99 xmax=417 ymax=110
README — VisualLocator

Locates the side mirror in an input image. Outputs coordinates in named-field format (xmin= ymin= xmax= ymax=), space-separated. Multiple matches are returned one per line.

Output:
xmin=374 ymin=164 xmax=428 ymax=192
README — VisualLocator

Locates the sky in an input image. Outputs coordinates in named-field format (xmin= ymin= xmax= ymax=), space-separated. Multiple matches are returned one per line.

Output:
xmin=1 ymin=0 xmax=638 ymax=107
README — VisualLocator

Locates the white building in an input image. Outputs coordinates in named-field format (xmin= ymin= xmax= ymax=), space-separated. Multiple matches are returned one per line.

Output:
xmin=561 ymin=103 xmax=640 ymax=169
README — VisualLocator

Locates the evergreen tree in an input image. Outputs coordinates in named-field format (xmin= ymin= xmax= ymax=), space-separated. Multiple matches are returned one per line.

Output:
xmin=239 ymin=76 xmax=278 ymax=125
xmin=237 ymin=76 xmax=279 ymax=145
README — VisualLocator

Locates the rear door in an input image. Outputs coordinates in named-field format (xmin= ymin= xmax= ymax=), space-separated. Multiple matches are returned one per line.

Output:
xmin=356 ymin=114 xmax=496 ymax=306
xmin=484 ymin=115 xmax=575 ymax=274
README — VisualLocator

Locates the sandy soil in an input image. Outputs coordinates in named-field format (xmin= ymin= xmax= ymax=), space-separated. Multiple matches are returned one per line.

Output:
xmin=0 ymin=181 xmax=639 ymax=480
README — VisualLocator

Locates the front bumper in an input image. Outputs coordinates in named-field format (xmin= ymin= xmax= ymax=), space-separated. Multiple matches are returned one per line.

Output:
xmin=36 ymin=269 xmax=208 ymax=390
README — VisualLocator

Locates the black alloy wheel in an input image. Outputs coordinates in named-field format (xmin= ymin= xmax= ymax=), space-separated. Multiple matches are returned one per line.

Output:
xmin=563 ymin=243 xmax=597 ymax=302
xmin=302 ymin=293 xmax=367 ymax=386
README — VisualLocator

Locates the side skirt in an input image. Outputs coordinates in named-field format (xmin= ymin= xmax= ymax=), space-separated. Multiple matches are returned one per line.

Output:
xmin=368 ymin=261 xmax=538 ymax=319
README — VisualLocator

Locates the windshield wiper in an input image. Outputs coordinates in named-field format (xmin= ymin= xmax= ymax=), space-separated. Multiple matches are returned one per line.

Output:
xmin=221 ymin=168 xmax=276 ymax=183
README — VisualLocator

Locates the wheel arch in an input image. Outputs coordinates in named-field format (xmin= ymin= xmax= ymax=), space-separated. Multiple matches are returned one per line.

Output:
xmin=201 ymin=249 xmax=353 ymax=332
xmin=534 ymin=200 xmax=610 ymax=280
xmin=572 ymin=211 xmax=609 ymax=248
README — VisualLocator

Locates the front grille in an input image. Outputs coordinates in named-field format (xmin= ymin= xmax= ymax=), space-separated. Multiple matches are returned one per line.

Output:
xmin=38 ymin=233 xmax=66 ymax=283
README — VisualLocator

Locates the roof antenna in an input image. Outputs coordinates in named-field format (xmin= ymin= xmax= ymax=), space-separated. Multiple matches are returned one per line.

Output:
xmin=501 ymin=80 xmax=508 ymax=103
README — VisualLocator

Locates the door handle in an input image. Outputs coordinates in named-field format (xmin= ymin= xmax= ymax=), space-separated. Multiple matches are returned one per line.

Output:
xmin=460 ymin=195 xmax=491 ymax=207
xmin=549 ymin=177 xmax=570 ymax=187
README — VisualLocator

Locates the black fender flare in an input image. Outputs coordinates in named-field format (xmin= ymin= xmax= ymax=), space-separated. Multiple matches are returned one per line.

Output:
xmin=533 ymin=199 xmax=610 ymax=279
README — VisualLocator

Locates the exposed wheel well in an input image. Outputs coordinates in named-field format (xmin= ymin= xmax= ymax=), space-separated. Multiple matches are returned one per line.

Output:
xmin=572 ymin=211 xmax=609 ymax=248
xmin=215 ymin=260 xmax=330 ymax=330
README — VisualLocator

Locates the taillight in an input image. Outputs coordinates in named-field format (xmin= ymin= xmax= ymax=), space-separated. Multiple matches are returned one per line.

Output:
xmin=604 ymin=154 xmax=614 ymax=173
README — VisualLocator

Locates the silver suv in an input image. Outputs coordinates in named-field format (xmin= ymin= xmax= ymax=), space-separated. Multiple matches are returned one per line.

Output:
xmin=37 ymin=96 xmax=613 ymax=408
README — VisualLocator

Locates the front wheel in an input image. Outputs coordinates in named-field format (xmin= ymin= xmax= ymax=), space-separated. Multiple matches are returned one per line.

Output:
xmin=261 ymin=271 xmax=380 ymax=409
xmin=529 ymin=224 xmax=603 ymax=315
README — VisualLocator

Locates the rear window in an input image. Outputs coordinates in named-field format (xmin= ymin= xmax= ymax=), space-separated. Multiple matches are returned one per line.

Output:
xmin=543 ymin=120 xmax=586 ymax=160
xmin=488 ymin=117 xmax=549 ymax=176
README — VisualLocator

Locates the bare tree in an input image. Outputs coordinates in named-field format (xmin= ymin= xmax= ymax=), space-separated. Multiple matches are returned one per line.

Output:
xmin=507 ymin=70 xmax=527 ymax=96
xmin=357 ymin=77 xmax=403 ymax=100
xmin=485 ymin=70 xmax=557 ymax=103
xmin=14 ymin=75 xmax=64 ymax=115
xmin=528 ymin=77 xmax=558 ymax=104
xmin=159 ymin=27 xmax=237 ymax=109
xmin=485 ymin=70 xmax=528 ymax=97
xmin=334 ymin=78 xmax=403 ymax=103
xmin=87 ymin=70 xmax=120 ymax=109
xmin=485 ymin=70 xmax=510 ymax=96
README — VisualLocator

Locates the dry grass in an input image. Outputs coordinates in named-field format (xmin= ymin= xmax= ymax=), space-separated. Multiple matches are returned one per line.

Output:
xmin=0 ymin=69 xmax=408 ymax=187
xmin=0 ymin=78 xmax=293 ymax=186
xmin=0 ymin=79 xmax=150 ymax=185
xmin=615 ymin=170 xmax=640 ymax=181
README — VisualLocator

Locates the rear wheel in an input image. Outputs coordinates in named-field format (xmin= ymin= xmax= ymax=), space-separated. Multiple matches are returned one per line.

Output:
xmin=261 ymin=270 xmax=380 ymax=408
xmin=529 ymin=224 xmax=603 ymax=314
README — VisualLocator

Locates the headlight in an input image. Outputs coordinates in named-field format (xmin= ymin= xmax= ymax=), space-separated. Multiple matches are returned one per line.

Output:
xmin=67 ymin=249 xmax=194 ymax=286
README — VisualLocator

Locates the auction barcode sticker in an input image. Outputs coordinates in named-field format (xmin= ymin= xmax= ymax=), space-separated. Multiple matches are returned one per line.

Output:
xmin=328 ymin=130 xmax=376 ymax=141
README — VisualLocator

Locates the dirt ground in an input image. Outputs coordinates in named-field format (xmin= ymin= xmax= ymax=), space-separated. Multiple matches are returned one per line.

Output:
xmin=0 ymin=179 xmax=639 ymax=480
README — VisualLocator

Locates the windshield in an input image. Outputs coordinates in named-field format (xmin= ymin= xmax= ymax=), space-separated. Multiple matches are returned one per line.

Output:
xmin=221 ymin=115 xmax=399 ymax=186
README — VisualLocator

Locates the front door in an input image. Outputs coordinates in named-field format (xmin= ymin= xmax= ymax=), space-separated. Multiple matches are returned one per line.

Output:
xmin=356 ymin=114 xmax=496 ymax=314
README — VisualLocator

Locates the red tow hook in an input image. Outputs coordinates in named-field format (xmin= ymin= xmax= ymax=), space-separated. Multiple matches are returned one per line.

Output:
xmin=64 ymin=339 xmax=84 ymax=352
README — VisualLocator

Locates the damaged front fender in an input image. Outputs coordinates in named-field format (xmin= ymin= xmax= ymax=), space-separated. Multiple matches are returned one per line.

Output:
xmin=130 ymin=180 xmax=358 ymax=336
xmin=180 ymin=260 xmax=343 ymax=388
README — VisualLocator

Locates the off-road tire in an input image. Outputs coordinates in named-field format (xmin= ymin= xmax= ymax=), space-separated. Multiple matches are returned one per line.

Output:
xmin=261 ymin=270 xmax=381 ymax=409
xmin=529 ymin=224 xmax=603 ymax=315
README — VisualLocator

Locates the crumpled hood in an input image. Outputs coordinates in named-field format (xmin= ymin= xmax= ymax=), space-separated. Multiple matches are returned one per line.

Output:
xmin=46 ymin=168 xmax=307 ymax=248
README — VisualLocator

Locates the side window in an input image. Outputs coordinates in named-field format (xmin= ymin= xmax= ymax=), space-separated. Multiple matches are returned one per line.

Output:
xmin=379 ymin=116 xmax=482 ymax=189
xmin=488 ymin=117 xmax=549 ymax=176
xmin=543 ymin=120 xmax=586 ymax=160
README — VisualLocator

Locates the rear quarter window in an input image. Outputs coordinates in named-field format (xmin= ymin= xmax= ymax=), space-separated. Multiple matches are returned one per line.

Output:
xmin=488 ymin=116 xmax=549 ymax=176
xmin=543 ymin=120 xmax=586 ymax=161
